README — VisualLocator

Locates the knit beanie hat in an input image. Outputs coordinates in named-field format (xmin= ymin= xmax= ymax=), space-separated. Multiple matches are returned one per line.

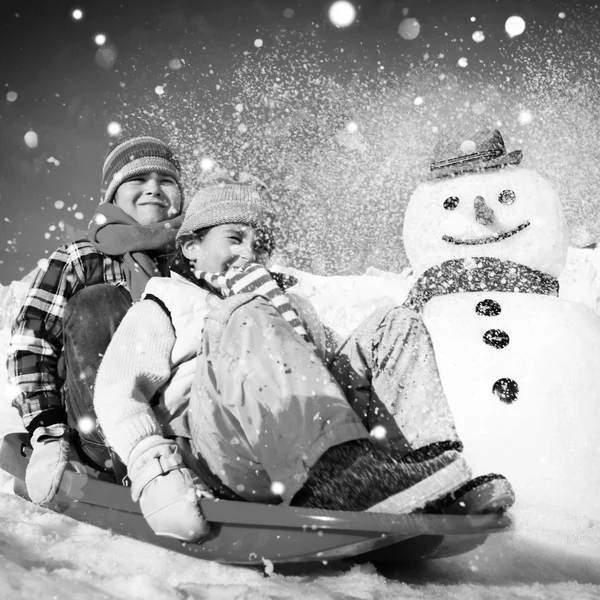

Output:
xmin=100 ymin=135 xmax=184 ymax=205
xmin=177 ymin=178 xmax=273 ymax=241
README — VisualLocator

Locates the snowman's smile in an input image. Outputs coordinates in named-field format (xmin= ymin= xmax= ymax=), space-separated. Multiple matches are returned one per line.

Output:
xmin=442 ymin=221 xmax=530 ymax=245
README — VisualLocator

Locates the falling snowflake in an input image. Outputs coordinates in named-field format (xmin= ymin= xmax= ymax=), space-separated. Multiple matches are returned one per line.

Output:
xmin=328 ymin=1 xmax=357 ymax=28
xmin=270 ymin=481 xmax=285 ymax=496
xmin=95 ymin=45 xmax=118 ymax=69
xmin=78 ymin=416 xmax=96 ymax=434
xmin=460 ymin=139 xmax=477 ymax=154
xmin=505 ymin=15 xmax=526 ymax=37
xmin=93 ymin=213 xmax=108 ymax=226
xmin=370 ymin=425 xmax=387 ymax=440
xmin=200 ymin=156 xmax=216 ymax=171
xmin=107 ymin=121 xmax=122 ymax=136
xmin=24 ymin=131 xmax=38 ymax=148
xmin=518 ymin=110 xmax=533 ymax=125
xmin=398 ymin=18 xmax=420 ymax=40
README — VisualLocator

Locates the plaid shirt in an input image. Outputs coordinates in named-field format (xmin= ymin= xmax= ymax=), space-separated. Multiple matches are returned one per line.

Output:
xmin=6 ymin=239 xmax=129 ymax=427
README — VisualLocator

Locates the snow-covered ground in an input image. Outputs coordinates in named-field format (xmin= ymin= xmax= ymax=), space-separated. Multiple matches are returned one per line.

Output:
xmin=1 ymin=266 xmax=600 ymax=600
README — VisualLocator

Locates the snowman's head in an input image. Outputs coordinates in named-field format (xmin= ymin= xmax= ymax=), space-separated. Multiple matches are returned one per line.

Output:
xmin=403 ymin=165 xmax=569 ymax=278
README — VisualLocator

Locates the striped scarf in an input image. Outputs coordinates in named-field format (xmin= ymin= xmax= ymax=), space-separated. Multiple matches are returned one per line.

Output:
xmin=195 ymin=263 xmax=314 ymax=348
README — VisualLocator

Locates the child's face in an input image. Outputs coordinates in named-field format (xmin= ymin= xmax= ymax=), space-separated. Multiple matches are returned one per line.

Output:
xmin=113 ymin=171 xmax=181 ymax=225
xmin=182 ymin=223 xmax=272 ymax=273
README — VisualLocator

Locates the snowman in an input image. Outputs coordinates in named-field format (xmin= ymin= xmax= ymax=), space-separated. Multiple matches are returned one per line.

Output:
xmin=402 ymin=128 xmax=600 ymax=518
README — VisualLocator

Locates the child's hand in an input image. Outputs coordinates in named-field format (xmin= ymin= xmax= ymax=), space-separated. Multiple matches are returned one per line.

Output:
xmin=128 ymin=436 xmax=213 ymax=543
xmin=26 ymin=424 xmax=72 ymax=506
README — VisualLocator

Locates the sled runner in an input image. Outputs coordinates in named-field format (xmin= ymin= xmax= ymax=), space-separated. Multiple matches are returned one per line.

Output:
xmin=0 ymin=433 xmax=512 ymax=565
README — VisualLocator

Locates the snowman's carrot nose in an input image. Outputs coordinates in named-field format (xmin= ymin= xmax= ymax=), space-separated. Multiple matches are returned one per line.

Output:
xmin=474 ymin=195 xmax=495 ymax=225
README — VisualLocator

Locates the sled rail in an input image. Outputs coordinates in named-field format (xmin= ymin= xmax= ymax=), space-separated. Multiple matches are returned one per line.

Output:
xmin=0 ymin=432 xmax=513 ymax=565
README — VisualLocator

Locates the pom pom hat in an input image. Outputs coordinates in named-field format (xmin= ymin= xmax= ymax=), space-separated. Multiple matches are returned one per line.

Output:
xmin=177 ymin=176 xmax=273 ymax=241
xmin=101 ymin=135 xmax=184 ymax=205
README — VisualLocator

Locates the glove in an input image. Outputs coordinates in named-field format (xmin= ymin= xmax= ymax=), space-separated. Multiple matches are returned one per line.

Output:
xmin=128 ymin=435 xmax=212 ymax=542
xmin=26 ymin=424 xmax=71 ymax=506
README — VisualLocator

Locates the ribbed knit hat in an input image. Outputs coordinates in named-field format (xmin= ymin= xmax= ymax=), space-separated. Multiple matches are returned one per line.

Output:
xmin=177 ymin=178 xmax=273 ymax=241
xmin=100 ymin=135 xmax=184 ymax=205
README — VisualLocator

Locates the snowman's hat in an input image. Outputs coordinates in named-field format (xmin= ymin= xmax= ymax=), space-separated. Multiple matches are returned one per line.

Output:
xmin=428 ymin=128 xmax=523 ymax=179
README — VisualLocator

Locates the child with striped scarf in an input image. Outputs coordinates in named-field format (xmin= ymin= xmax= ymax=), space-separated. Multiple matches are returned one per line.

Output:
xmin=93 ymin=176 xmax=512 ymax=544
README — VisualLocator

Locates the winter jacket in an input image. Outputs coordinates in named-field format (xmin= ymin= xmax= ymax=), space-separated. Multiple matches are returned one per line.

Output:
xmin=141 ymin=271 xmax=221 ymax=437
xmin=93 ymin=268 xmax=329 ymax=463
xmin=6 ymin=240 xmax=130 ymax=429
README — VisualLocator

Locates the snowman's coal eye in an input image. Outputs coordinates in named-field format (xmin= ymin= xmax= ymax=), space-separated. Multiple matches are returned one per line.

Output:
xmin=443 ymin=196 xmax=460 ymax=211
xmin=499 ymin=189 xmax=516 ymax=205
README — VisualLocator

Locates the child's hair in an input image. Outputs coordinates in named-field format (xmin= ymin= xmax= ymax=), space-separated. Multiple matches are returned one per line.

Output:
xmin=168 ymin=228 xmax=210 ymax=274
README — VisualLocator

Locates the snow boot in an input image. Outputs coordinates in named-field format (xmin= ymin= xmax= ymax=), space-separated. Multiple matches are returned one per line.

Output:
xmin=128 ymin=435 xmax=213 ymax=542
xmin=290 ymin=439 xmax=472 ymax=513
xmin=422 ymin=473 xmax=515 ymax=515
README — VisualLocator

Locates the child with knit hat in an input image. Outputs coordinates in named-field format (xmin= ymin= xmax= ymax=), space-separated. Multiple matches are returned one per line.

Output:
xmin=7 ymin=134 xmax=185 ymax=508
xmin=93 ymin=176 xmax=513 ymax=543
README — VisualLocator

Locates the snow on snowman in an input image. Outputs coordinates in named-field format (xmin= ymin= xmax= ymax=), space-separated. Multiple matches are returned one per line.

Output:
xmin=279 ymin=127 xmax=600 ymax=519
xmin=402 ymin=127 xmax=600 ymax=519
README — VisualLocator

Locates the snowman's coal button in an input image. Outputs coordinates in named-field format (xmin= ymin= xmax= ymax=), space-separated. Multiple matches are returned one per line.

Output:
xmin=492 ymin=378 xmax=519 ymax=404
xmin=476 ymin=299 xmax=501 ymax=316
xmin=498 ymin=189 xmax=516 ymax=205
xmin=483 ymin=328 xmax=509 ymax=348
xmin=443 ymin=196 xmax=460 ymax=210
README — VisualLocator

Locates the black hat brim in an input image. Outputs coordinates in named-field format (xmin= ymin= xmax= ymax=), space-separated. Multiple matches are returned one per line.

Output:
xmin=427 ymin=149 xmax=523 ymax=180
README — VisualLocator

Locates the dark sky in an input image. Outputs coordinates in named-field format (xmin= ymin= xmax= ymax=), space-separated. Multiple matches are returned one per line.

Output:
xmin=0 ymin=0 xmax=592 ymax=283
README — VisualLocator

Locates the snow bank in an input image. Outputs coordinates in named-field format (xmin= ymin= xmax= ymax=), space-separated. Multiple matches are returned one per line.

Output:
xmin=0 ymin=276 xmax=29 ymax=433
xmin=274 ymin=247 xmax=600 ymax=346
xmin=558 ymin=246 xmax=600 ymax=311
xmin=0 ymin=261 xmax=599 ymax=598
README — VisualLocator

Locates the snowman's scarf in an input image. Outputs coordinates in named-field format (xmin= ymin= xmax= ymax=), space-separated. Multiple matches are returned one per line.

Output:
xmin=403 ymin=257 xmax=559 ymax=313
xmin=195 ymin=263 xmax=314 ymax=349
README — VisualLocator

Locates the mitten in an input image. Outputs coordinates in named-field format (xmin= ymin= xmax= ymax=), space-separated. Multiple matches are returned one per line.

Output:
xmin=25 ymin=424 xmax=71 ymax=506
xmin=128 ymin=435 xmax=212 ymax=542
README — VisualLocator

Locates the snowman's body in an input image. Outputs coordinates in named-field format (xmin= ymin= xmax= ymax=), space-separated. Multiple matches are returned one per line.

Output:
xmin=424 ymin=290 xmax=600 ymax=517
xmin=404 ymin=165 xmax=600 ymax=518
